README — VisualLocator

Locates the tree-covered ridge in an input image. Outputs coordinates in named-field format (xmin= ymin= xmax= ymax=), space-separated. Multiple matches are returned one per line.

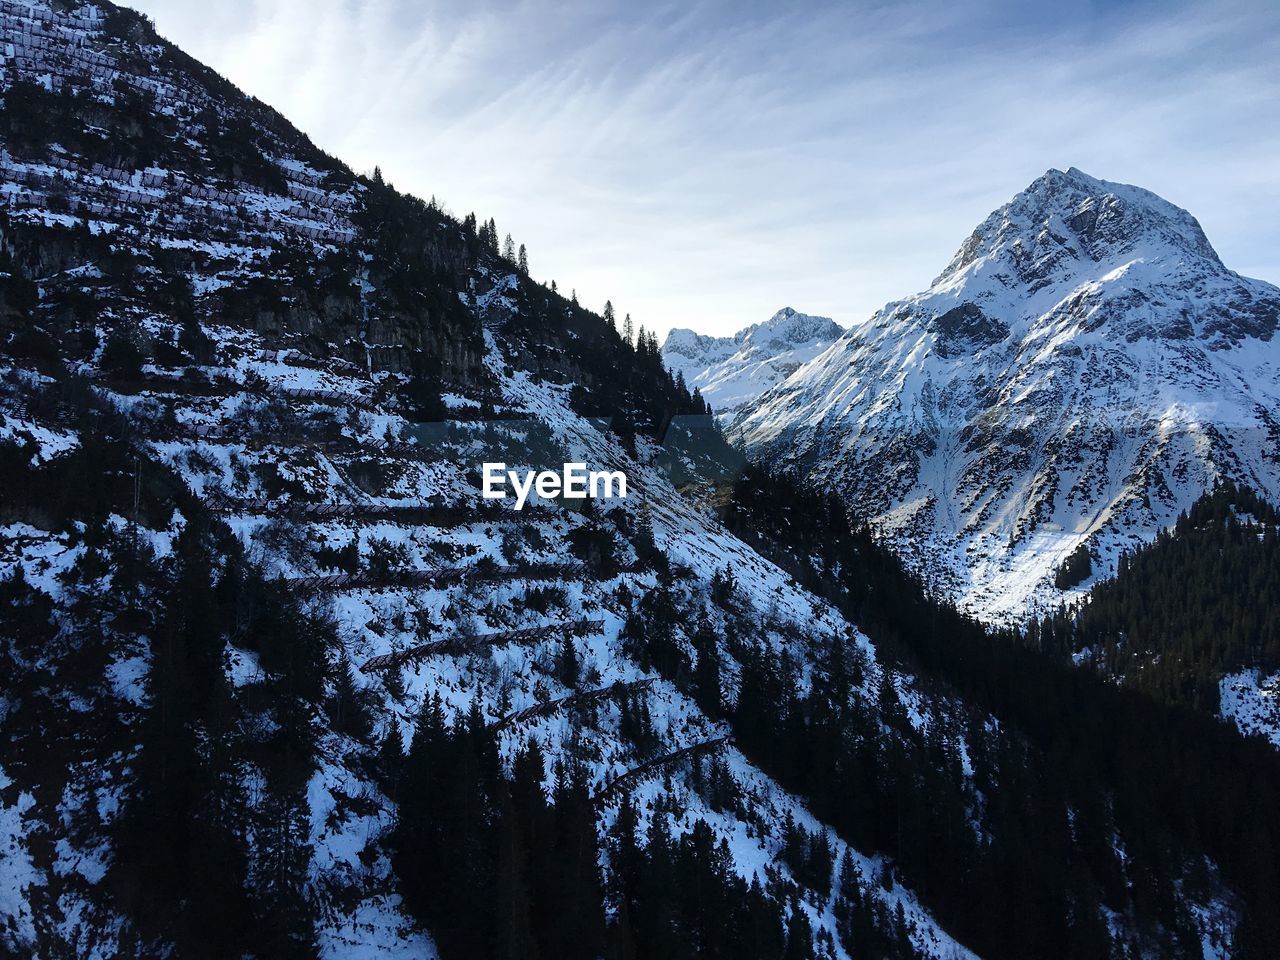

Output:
xmin=1029 ymin=481 xmax=1280 ymax=714
xmin=713 ymin=464 xmax=1280 ymax=958
xmin=0 ymin=381 xmax=797 ymax=959
xmin=0 ymin=400 xmax=327 ymax=957
xmin=1 ymin=1 xmax=708 ymax=443
xmin=5 ymin=3 xmax=1280 ymax=957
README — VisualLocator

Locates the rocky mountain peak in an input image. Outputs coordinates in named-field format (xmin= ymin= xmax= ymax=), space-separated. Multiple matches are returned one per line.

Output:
xmin=661 ymin=309 xmax=844 ymax=420
xmin=661 ymin=326 xmax=725 ymax=362
xmin=936 ymin=166 xmax=1222 ymax=291
xmin=738 ymin=307 xmax=843 ymax=352
xmin=734 ymin=169 xmax=1280 ymax=620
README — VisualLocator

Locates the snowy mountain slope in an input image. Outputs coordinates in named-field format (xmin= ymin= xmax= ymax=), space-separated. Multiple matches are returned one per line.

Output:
xmin=733 ymin=167 xmax=1280 ymax=621
xmin=1030 ymin=481 xmax=1280 ymax=749
xmin=1221 ymin=669 xmax=1280 ymax=749
xmin=2 ymin=5 xmax=1278 ymax=958
xmin=662 ymin=307 xmax=843 ymax=421
xmin=0 ymin=316 xmax=980 ymax=958
xmin=0 ymin=3 xmax=984 ymax=956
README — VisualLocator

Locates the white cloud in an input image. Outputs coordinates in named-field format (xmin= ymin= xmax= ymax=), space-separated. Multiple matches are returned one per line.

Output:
xmin=130 ymin=0 xmax=1280 ymax=338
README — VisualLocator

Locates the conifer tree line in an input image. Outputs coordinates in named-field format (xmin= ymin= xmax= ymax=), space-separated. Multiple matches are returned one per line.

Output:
xmin=462 ymin=212 xmax=529 ymax=275
xmin=15 ymin=28 xmax=1280 ymax=953
xmin=384 ymin=695 xmax=818 ymax=960
xmin=362 ymin=175 xmax=709 ymax=437
xmin=495 ymin=265 xmax=713 ymax=439
xmin=712 ymin=463 xmax=1280 ymax=958
xmin=1029 ymin=480 xmax=1280 ymax=714
xmin=454 ymin=205 xmax=694 ymax=423
xmin=0 ymin=400 xmax=330 ymax=958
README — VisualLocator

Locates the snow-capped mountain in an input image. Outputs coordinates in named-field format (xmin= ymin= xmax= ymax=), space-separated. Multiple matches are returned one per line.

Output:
xmin=0 ymin=5 xmax=1023 ymax=957
xmin=734 ymin=167 xmax=1280 ymax=621
xmin=662 ymin=307 xmax=843 ymax=420
xmin=5 ymin=5 xmax=1280 ymax=957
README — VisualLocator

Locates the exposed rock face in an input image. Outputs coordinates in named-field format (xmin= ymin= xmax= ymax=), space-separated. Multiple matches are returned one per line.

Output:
xmin=0 ymin=2 xmax=489 ymax=388
xmin=734 ymin=167 xmax=1280 ymax=621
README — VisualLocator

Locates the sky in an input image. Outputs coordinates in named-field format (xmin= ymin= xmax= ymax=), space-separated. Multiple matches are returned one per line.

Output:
xmin=129 ymin=0 xmax=1280 ymax=340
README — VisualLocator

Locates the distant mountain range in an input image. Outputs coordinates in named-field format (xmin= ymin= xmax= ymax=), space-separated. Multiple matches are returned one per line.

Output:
xmin=661 ymin=307 xmax=844 ymax=421
xmin=727 ymin=167 xmax=1280 ymax=622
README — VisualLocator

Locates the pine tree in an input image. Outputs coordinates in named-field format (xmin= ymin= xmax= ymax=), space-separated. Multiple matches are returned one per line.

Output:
xmin=112 ymin=520 xmax=256 ymax=955
xmin=518 ymin=243 xmax=528 ymax=275
xmin=603 ymin=300 xmax=615 ymax=330
xmin=546 ymin=762 xmax=606 ymax=959
xmin=691 ymin=621 xmax=723 ymax=718
xmin=783 ymin=906 xmax=814 ymax=960
xmin=638 ymin=812 xmax=681 ymax=957
xmin=377 ymin=721 xmax=405 ymax=794
xmin=493 ymin=791 xmax=538 ymax=960
xmin=806 ymin=831 xmax=835 ymax=900
xmin=503 ymin=233 xmax=516 ymax=261
xmin=622 ymin=312 xmax=634 ymax=346
xmin=557 ymin=634 xmax=581 ymax=688
xmin=330 ymin=649 xmax=372 ymax=740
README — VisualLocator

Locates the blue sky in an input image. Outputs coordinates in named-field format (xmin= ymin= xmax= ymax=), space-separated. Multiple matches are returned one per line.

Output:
xmin=131 ymin=0 xmax=1280 ymax=339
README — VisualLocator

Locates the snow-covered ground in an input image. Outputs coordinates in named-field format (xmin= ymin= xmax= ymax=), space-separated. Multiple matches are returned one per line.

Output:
xmin=1219 ymin=669 xmax=1280 ymax=749
xmin=0 ymin=292 xmax=988 ymax=958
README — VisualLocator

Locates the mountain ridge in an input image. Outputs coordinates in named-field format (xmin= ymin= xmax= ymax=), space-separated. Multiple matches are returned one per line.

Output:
xmin=4 ymin=6 xmax=1280 ymax=958
xmin=0 ymin=4 xmax=1019 ymax=956
xmin=661 ymin=307 xmax=844 ymax=420
xmin=733 ymin=166 xmax=1280 ymax=621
